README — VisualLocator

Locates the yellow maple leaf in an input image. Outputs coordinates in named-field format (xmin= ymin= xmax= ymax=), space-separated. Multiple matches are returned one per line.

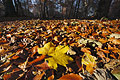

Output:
xmin=82 ymin=53 xmax=97 ymax=74
xmin=38 ymin=42 xmax=55 ymax=55
xmin=38 ymin=42 xmax=73 ymax=70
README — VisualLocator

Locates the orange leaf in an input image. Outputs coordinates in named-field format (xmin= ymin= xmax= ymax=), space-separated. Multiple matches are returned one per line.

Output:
xmin=58 ymin=73 xmax=83 ymax=80
xmin=108 ymin=44 xmax=114 ymax=50
xmin=110 ymin=54 xmax=117 ymax=59
xmin=70 ymin=43 xmax=78 ymax=47
xmin=35 ymin=62 xmax=50 ymax=70
xmin=11 ymin=55 xmax=19 ymax=60
xmin=29 ymin=55 xmax=46 ymax=65
xmin=3 ymin=74 xmax=12 ymax=80
xmin=85 ymin=63 xmax=96 ymax=74
xmin=105 ymin=57 xmax=110 ymax=63
xmin=0 ymin=40 xmax=8 ymax=44
xmin=92 ymin=32 xmax=98 ymax=36
xmin=30 ymin=46 xmax=39 ymax=58
xmin=48 ymin=75 xmax=54 ymax=80
xmin=101 ymin=49 xmax=109 ymax=54
xmin=81 ymin=47 xmax=91 ymax=54
xmin=19 ymin=43 xmax=25 ymax=47
xmin=108 ymin=38 xmax=120 ymax=44
xmin=99 ymin=38 xmax=108 ymax=43
xmin=113 ymin=49 xmax=120 ymax=53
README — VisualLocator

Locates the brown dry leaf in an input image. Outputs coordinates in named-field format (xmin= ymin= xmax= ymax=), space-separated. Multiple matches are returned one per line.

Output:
xmin=75 ymin=56 xmax=82 ymax=71
xmin=12 ymin=68 xmax=20 ymax=72
xmin=58 ymin=73 xmax=83 ymax=80
xmin=35 ymin=62 xmax=50 ymax=70
xmin=3 ymin=73 xmax=12 ymax=80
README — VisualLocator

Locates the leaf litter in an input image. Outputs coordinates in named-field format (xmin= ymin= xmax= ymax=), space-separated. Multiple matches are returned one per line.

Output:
xmin=0 ymin=19 xmax=120 ymax=80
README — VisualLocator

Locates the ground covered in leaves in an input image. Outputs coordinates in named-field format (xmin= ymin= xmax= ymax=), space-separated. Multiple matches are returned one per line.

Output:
xmin=0 ymin=19 xmax=120 ymax=80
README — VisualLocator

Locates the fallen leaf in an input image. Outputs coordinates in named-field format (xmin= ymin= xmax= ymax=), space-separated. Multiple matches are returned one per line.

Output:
xmin=3 ymin=73 xmax=12 ymax=80
xmin=38 ymin=42 xmax=73 ymax=70
xmin=33 ymin=72 xmax=45 ymax=80
xmin=81 ymin=47 xmax=91 ymax=54
xmin=58 ymin=73 xmax=83 ymax=80
xmin=38 ymin=42 xmax=55 ymax=55
xmin=35 ymin=62 xmax=50 ymax=70
xmin=29 ymin=55 xmax=46 ymax=65
xmin=82 ymin=53 xmax=97 ymax=74
xmin=48 ymin=75 xmax=54 ymax=80
xmin=30 ymin=46 xmax=39 ymax=58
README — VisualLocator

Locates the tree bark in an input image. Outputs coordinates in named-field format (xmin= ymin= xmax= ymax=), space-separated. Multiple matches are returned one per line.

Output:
xmin=97 ymin=0 xmax=112 ymax=19
xmin=68 ymin=0 xmax=74 ymax=18
xmin=76 ymin=0 xmax=81 ymax=18
xmin=3 ymin=0 xmax=16 ymax=17
xmin=108 ymin=0 xmax=120 ymax=19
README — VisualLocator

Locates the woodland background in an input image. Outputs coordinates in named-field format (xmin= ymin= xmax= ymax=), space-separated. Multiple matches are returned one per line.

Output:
xmin=0 ymin=0 xmax=120 ymax=21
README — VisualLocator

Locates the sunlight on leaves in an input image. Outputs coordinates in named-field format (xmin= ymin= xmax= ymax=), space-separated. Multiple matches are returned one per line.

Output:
xmin=38 ymin=42 xmax=73 ymax=70
xmin=82 ymin=53 xmax=97 ymax=74
xmin=38 ymin=42 xmax=55 ymax=55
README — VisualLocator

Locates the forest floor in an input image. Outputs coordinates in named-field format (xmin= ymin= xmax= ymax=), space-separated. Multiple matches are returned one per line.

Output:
xmin=0 ymin=19 xmax=120 ymax=80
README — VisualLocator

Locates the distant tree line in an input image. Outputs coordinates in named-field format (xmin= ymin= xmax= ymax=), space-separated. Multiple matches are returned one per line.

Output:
xmin=0 ymin=0 xmax=120 ymax=19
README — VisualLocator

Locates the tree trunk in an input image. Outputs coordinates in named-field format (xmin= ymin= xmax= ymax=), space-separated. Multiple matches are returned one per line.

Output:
xmin=3 ymin=0 xmax=16 ymax=17
xmin=76 ymin=0 xmax=81 ymax=18
xmin=43 ymin=0 xmax=47 ymax=19
xmin=97 ymin=0 xmax=112 ymax=19
xmin=68 ymin=0 xmax=74 ymax=18
xmin=17 ymin=0 xmax=24 ymax=16
xmin=108 ymin=0 xmax=120 ymax=19
xmin=14 ymin=0 xmax=18 ymax=15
